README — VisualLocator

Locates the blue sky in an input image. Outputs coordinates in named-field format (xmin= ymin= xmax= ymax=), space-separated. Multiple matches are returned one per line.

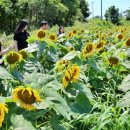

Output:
xmin=86 ymin=0 xmax=130 ymax=18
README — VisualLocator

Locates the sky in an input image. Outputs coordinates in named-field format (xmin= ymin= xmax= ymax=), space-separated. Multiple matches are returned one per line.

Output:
xmin=86 ymin=0 xmax=130 ymax=18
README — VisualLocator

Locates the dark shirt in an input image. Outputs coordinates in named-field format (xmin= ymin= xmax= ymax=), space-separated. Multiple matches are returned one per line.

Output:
xmin=14 ymin=31 xmax=29 ymax=51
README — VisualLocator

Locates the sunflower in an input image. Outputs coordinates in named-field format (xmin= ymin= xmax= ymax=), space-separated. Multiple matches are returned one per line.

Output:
xmin=80 ymin=29 xmax=84 ymax=34
xmin=68 ymin=46 xmax=75 ymax=52
xmin=101 ymin=35 xmax=106 ymax=40
xmin=5 ymin=51 xmax=22 ymax=66
xmin=0 ymin=103 xmax=8 ymax=128
xmin=117 ymin=33 xmax=124 ymax=40
xmin=70 ymin=65 xmax=80 ymax=82
xmin=72 ymin=29 xmax=77 ymax=35
xmin=95 ymin=41 xmax=104 ymax=52
xmin=125 ymin=38 xmax=130 ymax=48
xmin=96 ymin=34 xmax=100 ymax=38
xmin=13 ymin=86 xmax=42 ymax=111
xmin=49 ymin=34 xmax=57 ymax=42
xmin=108 ymin=57 xmax=119 ymax=66
xmin=68 ymin=32 xmax=73 ymax=38
xmin=62 ymin=65 xmax=80 ymax=87
xmin=19 ymin=50 xmax=28 ymax=59
xmin=56 ymin=60 xmax=69 ymax=72
xmin=82 ymin=42 xmax=94 ymax=57
xmin=62 ymin=70 xmax=71 ymax=87
xmin=37 ymin=30 xmax=46 ymax=40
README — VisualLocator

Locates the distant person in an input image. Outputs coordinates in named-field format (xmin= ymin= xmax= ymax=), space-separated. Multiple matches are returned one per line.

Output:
xmin=57 ymin=26 xmax=64 ymax=37
xmin=13 ymin=19 xmax=30 ymax=51
xmin=40 ymin=20 xmax=49 ymax=30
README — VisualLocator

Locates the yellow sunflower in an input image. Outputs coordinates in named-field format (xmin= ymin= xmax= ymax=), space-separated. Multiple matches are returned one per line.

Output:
xmin=82 ymin=42 xmax=94 ymax=57
xmin=13 ymin=86 xmax=42 ymax=111
xmin=19 ymin=50 xmax=28 ymax=59
xmin=96 ymin=34 xmax=100 ymax=38
xmin=117 ymin=33 xmax=124 ymax=40
xmin=62 ymin=70 xmax=71 ymax=87
xmin=5 ymin=51 xmax=23 ymax=66
xmin=0 ymin=103 xmax=8 ymax=128
xmin=62 ymin=65 xmax=80 ymax=87
xmin=56 ymin=60 xmax=69 ymax=72
xmin=70 ymin=65 xmax=80 ymax=82
xmin=37 ymin=30 xmax=46 ymax=40
xmin=49 ymin=34 xmax=57 ymax=42
xmin=80 ymin=29 xmax=84 ymax=34
xmin=125 ymin=38 xmax=130 ymax=48
xmin=72 ymin=29 xmax=77 ymax=35
xmin=68 ymin=31 xmax=73 ymax=38
xmin=68 ymin=46 xmax=75 ymax=52
xmin=95 ymin=41 xmax=104 ymax=52
xmin=108 ymin=57 xmax=119 ymax=66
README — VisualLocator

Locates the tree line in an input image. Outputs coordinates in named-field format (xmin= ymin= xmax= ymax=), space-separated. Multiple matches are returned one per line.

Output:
xmin=0 ymin=0 xmax=89 ymax=34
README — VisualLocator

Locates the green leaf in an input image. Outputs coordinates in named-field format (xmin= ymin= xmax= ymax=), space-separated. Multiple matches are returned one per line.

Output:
xmin=23 ymin=72 xmax=55 ymax=89
xmin=119 ymin=74 xmax=130 ymax=92
xmin=11 ymin=115 xmax=37 ymax=130
xmin=27 ymin=36 xmax=37 ymax=44
xmin=50 ymin=116 xmax=66 ymax=130
xmin=0 ymin=66 xmax=13 ymax=79
xmin=38 ymin=41 xmax=47 ymax=53
xmin=74 ymin=83 xmax=93 ymax=100
xmin=43 ymin=87 xmax=72 ymax=120
xmin=58 ymin=44 xmax=68 ymax=54
xmin=0 ymin=96 xmax=6 ymax=102
xmin=117 ymin=91 xmax=130 ymax=107
xmin=71 ymin=92 xmax=92 ymax=114
xmin=62 ymin=51 xmax=78 ymax=60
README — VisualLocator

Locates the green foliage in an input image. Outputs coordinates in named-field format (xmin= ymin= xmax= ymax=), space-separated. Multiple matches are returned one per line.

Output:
xmin=104 ymin=5 xmax=120 ymax=25
xmin=80 ymin=0 xmax=90 ymax=19
xmin=0 ymin=0 xmax=90 ymax=34
xmin=1 ymin=19 xmax=130 ymax=129
xmin=124 ymin=8 xmax=130 ymax=21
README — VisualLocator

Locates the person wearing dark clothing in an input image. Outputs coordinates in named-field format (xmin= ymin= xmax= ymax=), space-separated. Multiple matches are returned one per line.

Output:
xmin=57 ymin=26 xmax=64 ymax=37
xmin=13 ymin=19 xmax=29 ymax=51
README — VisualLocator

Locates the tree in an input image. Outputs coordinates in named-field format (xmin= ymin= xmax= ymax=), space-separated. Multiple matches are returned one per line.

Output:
xmin=104 ymin=5 xmax=120 ymax=25
xmin=0 ymin=0 xmax=90 ymax=34
xmin=79 ymin=0 xmax=90 ymax=19
xmin=61 ymin=0 xmax=82 ymax=25
xmin=123 ymin=8 xmax=130 ymax=20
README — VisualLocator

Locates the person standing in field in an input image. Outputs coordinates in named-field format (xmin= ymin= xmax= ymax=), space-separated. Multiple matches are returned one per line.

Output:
xmin=40 ymin=20 xmax=49 ymax=30
xmin=57 ymin=26 xmax=65 ymax=37
xmin=13 ymin=19 xmax=30 ymax=51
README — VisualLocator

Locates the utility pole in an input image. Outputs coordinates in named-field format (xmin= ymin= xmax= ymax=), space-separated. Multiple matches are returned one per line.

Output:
xmin=91 ymin=0 xmax=95 ymax=18
xmin=101 ymin=0 xmax=103 ymax=20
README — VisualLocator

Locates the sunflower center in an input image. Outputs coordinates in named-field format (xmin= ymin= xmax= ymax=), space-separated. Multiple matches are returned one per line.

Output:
xmin=73 ymin=30 xmax=77 ymax=34
xmin=86 ymin=44 xmax=93 ymax=52
xmin=118 ymin=34 xmax=123 ymax=39
xmin=96 ymin=42 xmax=103 ymax=49
xmin=38 ymin=31 xmax=45 ymax=38
xmin=7 ymin=53 xmax=19 ymax=64
xmin=69 ymin=47 xmax=74 ymax=51
xmin=65 ymin=76 xmax=70 ymax=81
xmin=126 ymin=39 xmax=130 ymax=46
xmin=50 ymin=35 xmax=55 ymax=40
xmin=18 ymin=90 xmax=36 ymax=104
xmin=19 ymin=51 xmax=27 ymax=59
xmin=69 ymin=32 xmax=72 ymax=37
xmin=109 ymin=57 xmax=119 ymax=65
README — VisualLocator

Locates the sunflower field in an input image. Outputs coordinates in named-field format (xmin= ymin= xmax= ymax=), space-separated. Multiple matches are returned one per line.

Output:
xmin=1 ymin=21 xmax=130 ymax=130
